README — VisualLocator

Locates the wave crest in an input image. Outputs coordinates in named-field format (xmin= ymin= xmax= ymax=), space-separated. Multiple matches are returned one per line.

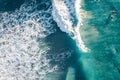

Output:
xmin=52 ymin=0 xmax=90 ymax=52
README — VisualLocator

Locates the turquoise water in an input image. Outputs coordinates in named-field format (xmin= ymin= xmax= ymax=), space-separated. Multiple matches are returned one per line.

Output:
xmin=79 ymin=0 xmax=120 ymax=80
xmin=0 ymin=0 xmax=120 ymax=80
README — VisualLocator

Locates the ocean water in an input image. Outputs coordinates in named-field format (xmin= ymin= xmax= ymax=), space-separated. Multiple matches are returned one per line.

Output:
xmin=0 ymin=0 xmax=120 ymax=80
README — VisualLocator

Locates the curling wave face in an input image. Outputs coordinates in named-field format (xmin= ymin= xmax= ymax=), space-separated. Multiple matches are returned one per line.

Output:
xmin=52 ymin=0 xmax=90 ymax=52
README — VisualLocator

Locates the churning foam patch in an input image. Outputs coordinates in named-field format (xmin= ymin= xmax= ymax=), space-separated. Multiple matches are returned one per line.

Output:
xmin=52 ymin=0 xmax=74 ymax=35
xmin=74 ymin=0 xmax=90 ymax=52
xmin=0 ymin=0 xmax=58 ymax=80
xmin=74 ymin=27 xmax=90 ymax=53
xmin=52 ymin=0 xmax=90 ymax=53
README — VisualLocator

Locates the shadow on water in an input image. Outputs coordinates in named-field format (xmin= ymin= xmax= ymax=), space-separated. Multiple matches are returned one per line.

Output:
xmin=0 ymin=0 xmax=51 ymax=12
xmin=68 ymin=41 xmax=87 ymax=80
xmin=45 ymin=26 xmax=87 ymax=80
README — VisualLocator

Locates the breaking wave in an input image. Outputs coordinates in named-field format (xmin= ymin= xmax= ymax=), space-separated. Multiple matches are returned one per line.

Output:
xmin=52 ymin=0 xmax=90 ymax=52
xmin=0 ymin=0 xmax=90 ymax=80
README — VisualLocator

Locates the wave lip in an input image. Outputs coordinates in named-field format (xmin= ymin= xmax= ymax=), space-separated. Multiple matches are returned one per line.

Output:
xmin=52 ymin=0 xmax=90 ymax=53
xmin=52 ymin=0 xmax=74 ymax=35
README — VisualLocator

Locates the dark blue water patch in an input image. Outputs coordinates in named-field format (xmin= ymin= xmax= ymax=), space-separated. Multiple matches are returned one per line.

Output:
xmin=44 ymin=25 xmax=87 ymax=80
xmin=75 ymin=62 xmax=87 ymax=80
xmin=37 ymin=3 xmax=50 ymax=11
xmin=37 ymin=0 xmax=52 ymax=11
xmin=36 ymin=0 xmax=51 ymax=3
xmin=0 ymin=0 xmax=25 ymax=12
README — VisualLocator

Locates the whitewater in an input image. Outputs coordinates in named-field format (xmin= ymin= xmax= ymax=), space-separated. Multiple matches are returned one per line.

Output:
xmin=52 ymin=0 xmax=90 ymax=52
xmin=0 ymin=0 xmax=89 ymax=80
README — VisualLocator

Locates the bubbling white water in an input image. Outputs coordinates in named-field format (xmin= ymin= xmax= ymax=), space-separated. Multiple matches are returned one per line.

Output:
xmin=52 ymin=0 xmax=90 ymax=52
xmin=0 ymin=0 xmax=58 ymax=80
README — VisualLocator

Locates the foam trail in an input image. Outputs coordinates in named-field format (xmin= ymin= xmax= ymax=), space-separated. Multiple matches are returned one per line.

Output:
xmin=74 ymin=0 xmax=90 ymax=52
xmin=52 ymin=0 xmax=74 ymax=35
xmin=52 ymin=0 xmax=90 ymax=52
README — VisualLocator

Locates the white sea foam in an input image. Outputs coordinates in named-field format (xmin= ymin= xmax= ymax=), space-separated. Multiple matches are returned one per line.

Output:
xmin=0 ymin=0 xmax=57 ymax=80
xmin=0 ymin=0 xmax=90 ymax=79
xmin=52 ymin=0 xmax=90 ymax=52
xmin=52 ymin=0 xmax=74 ymax=35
